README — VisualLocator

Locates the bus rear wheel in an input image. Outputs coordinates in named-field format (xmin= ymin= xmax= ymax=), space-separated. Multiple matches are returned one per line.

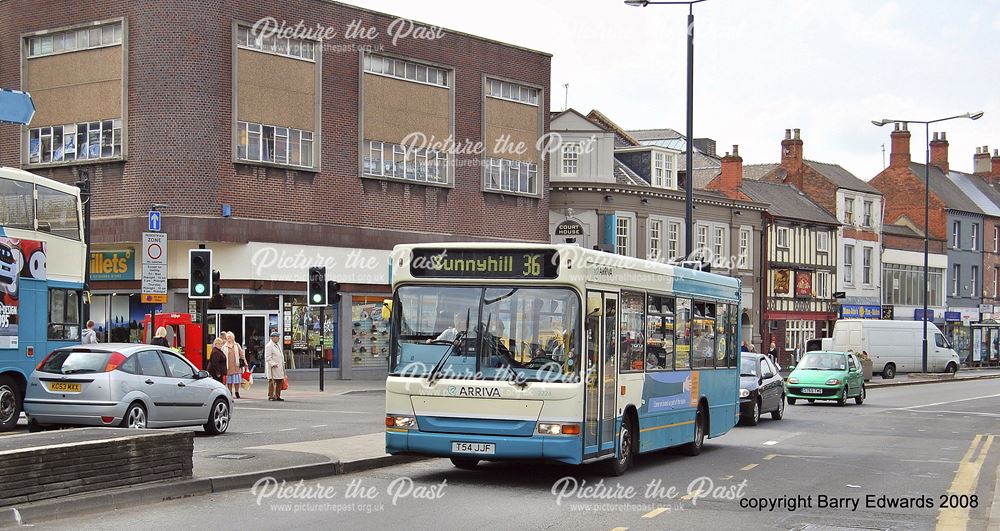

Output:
xmin=0 ymin=375 xmax=21 ymax=432
xmin=450 ymin=458 xmax=479 ymax=470
xmin=681 ymin=405 xmax=706 ymax=457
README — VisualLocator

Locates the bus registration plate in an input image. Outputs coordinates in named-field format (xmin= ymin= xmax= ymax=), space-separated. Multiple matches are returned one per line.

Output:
xmin=800 ymin=388 xmax=823 ymax=394
xmin=452 ymin=442 xmax=495 ymax=455
xmin=48 ymin=382 xmax=81 ymax=392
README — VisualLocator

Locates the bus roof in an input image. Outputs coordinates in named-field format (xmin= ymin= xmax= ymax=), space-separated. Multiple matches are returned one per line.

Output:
xmin=0 ymin=166 xmax=82 ymax=197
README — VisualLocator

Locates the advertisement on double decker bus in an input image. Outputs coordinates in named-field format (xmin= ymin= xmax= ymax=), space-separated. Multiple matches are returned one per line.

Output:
xmin=0 ymin=237 xmax=47 ymax=348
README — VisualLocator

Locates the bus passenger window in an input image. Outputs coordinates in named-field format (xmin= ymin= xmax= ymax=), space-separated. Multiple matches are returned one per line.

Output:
xmin=619 ymin=291 xmax=645 ymax=373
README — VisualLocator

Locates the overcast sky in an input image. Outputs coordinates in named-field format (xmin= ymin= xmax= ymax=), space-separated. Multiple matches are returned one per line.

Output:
xmin=357 ymin=0 xmax=1000 ymax=179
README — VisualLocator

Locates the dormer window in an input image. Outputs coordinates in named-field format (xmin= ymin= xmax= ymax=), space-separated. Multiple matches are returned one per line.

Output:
xmin=652 ymin=151 xmax=676 ymax=189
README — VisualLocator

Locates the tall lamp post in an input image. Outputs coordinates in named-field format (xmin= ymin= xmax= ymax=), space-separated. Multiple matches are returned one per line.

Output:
xmin=625 ymin=0 xmax=707 ymax=258
xmin=871 ymin=111 xmax=984 ymax=372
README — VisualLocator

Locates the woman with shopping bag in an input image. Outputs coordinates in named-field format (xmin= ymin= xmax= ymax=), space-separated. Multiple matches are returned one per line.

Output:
xmin=264 ymin=331 xmax=286 ymax=401
xmin=224 ymin=331 xmax=248 ymax=399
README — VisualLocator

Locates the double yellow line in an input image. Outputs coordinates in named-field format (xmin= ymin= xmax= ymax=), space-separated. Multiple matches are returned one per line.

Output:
xmin=936 ymin=433 xmax=994 ymax=530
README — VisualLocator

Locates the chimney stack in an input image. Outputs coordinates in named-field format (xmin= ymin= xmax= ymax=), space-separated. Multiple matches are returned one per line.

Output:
xmin=930 ymin=131 xmax=949 ymax=174
xmin=889 ymin=122 xmax=911 ymax=168
xmin=707 ymin=145 xmax=744 ymax=200
xmin=992 ymin=148 xmax=1000 ymax=182
xmin=973 ymin=145 xmax=991 ymax=175
xmin=780 ymin=128 xmax=804 ymax=189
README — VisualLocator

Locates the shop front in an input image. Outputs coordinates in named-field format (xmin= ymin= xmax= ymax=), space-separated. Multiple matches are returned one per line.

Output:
xmin=944 ymin=309 xmax=980 ymax=363
xmin=971 ymin=305 xmax=1000 ymax=367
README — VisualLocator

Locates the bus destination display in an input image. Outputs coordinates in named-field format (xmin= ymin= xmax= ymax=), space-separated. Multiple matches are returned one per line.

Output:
xmin=410 ymin=249 xmax=559 ymax=279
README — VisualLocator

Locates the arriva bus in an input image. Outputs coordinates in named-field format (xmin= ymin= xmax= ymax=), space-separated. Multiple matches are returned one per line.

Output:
xmin=0 ymin=167 xmax=86 ymax=431
xmin=385 ymin=243 xmax=741 ymax=475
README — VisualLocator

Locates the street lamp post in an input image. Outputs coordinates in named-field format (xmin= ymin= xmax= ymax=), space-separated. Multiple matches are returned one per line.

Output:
xmin=872 ymin=111 xmax=984 ymax=373
xmin=625 ymin=0 xmax=707 ymax=258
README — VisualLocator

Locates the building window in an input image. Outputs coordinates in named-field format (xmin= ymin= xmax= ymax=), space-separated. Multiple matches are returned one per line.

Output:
xmin=561 ymin=143 xmax=579 ymax=177
xmin=649 ymin=220 xmax=662 ymax=260
xmin=485 ymin=157 xmax=537 ymax=195
xmin=651 ymin=152 xmax=675 ymax=189
xmin=776 ymin=227 xmax=789 ymax=248
xmin=816 ymin=271 xmax=831 ymax=299
xmin=667 ymin=221 xmax=680 ymax=260
xmin=365 ymin=54 xmax=449 ymax=87
xmin=238 ymin=121 xmax=313 ymax=168
xmin=712 ymin=227 xmax=726 ymax=262
xmin=953 ymin=221 xmax=961 ymax=249
xmin=237 ymin=25 xmax=315 ymax=61
xmin=785 ymin=320 xmax=815 ymax=355
xmin=844 ymin=197 xmax=855 ymax=225
xmin=738 ymin=227 xmax=752 ymax=269
xmin=48 ymin=289 xmax=81 ymax=341
xmin=995 ymin=267 xmax=999 ymax=299
xmin=994 ymin=226 xmax=999 ymax=253
xmin=883 ymin=263 xmax=944 ymax=306
xmin=363 ymin=139 xmax=448 ymax=184
xmin=29 ymin=120 xmax=122 ymax=165
xmin=616 ymin=217 xmax=631 ymax=256
xmin=27 ymin=21 xmax=122 ymax=59
xmin=863 ymin=200 xmax=873 ymax=228
xmin=862 ymin=247 xmax=873 ymax=285
xmin=816 ymin=231 xmax=829 ymax=253
xmin=844 ymin=244 xmax=855 ymax=284
xmin=972 ymin=265 xmax=979 ymax=297
xmin=696 ymin=225 xmax=708 ymax=252
xmin=952 ymin=264 xmax=960 ymax=296
xmin=486 ymin=78 xmax=538 ymax=105
xmin=971 ymin=223 xmax=979 ymax=251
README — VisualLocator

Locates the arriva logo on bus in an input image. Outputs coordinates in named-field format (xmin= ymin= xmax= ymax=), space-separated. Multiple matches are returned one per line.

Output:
xmin=447 ymin=386 xmax=501 ymax=398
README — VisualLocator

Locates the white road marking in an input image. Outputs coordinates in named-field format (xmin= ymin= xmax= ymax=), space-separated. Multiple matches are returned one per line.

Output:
xmin=762 ymin=440 xmax=779 ymax=446
xmin=244 ymin=431 xmax=263 ymax=435
xmin=279 ymin=428 xmax=297 ymax=432
xmin=912 ymin=410 xmax=1000 ymax=418
xmin=236 ymin=407 xmax=369 ymax=414
xmin=891 ymin=393 xmax=1000 ymax=410
xmin=901 ymin=459 xmax=960 ymax=464
xmin=311 ymin=424 xmax=329 ymax=428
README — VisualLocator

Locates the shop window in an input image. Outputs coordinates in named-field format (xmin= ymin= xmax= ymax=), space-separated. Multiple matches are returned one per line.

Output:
xmin=619 ymin=291 xmax=645 ymax=373
xmin=691 ymin=302 xmax=715 ymax=368
xmin=352 ymin=296 xmax=390 ymax=369
xmin=645 ymin=295 xmax=675 ymax=371
xmin=675 ymin=299 xmax=691 ymax=370
xmin=285 ymin=295 xmax=337 ymax=370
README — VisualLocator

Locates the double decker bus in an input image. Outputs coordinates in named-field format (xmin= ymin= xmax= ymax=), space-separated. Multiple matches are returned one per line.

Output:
xmin=385 ymin=243 xmax=740 ymax=475
xmin=0 ymin=167 xmax=86 ymax=431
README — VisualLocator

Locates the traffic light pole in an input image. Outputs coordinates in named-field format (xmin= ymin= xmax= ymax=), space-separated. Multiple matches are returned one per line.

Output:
xmin=319 ymin=306 xmax=325 ymax=392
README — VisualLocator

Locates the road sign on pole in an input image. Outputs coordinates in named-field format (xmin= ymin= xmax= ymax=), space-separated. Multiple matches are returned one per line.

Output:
xmin=0 ymin=89 xmax=35 ymax=125
xmin=148 ymin=211 xmax=162 ymax=232
xmin=141 ymin=232 xmax=168 ymax=302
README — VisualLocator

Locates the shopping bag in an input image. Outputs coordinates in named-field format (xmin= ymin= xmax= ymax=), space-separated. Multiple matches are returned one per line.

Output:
xmin=241 ymin=372 xmax=253 ymax=390
xmin=242 ymin=369 xmax=252 ymax=382
xmin=281 ymin=376 xmax=289 ymax=391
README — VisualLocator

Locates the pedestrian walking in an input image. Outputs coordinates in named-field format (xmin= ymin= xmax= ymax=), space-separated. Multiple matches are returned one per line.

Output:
xmin=208 ymin=337 xmax=228 ymax=384
xmin=81 ymin=320 xmax=98 ymax=344
xmin=224 ymin=331 xmax=248 ymax=399
xmin=767 ymin=341 xmax=778 ymax=365
xmin=264 ymin=331 xmax=286 ymax=401
xmin=151 ymin=326 xmax=169 ymax=347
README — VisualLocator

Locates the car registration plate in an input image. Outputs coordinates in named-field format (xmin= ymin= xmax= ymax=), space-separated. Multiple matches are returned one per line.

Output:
xmin=48 ymin=382 xmax=81 ymax=392
xmin=452 ymin=442 xmax=495 ymax=455
xmin=800 ymin=388 xmax=823 ymax=394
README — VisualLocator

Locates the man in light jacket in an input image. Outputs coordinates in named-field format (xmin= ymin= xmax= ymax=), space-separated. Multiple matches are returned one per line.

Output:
xmin=264 ymin=331 xmax=286 ymax=401
xmin=81 ymin=321 xmax=98 ymax=344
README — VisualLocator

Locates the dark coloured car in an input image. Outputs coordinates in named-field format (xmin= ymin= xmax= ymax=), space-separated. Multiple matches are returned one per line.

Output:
xmin=739 ymin=353 xmax=785 ymax=425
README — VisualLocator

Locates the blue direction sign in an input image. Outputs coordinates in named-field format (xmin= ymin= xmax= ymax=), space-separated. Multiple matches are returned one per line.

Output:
xmin=0 ymin=89 xmax=35 ymax=125
xmin=148 ymin=211 xmax=162 ymax=232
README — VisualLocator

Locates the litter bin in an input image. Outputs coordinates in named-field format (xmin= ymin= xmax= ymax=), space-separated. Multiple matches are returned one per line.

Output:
xmin=860 ymin=357 xmax=873 ymax=382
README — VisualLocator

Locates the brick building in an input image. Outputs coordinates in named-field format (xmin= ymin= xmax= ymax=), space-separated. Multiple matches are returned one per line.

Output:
xmin=1 ymin=1 xmax=551 ymax=378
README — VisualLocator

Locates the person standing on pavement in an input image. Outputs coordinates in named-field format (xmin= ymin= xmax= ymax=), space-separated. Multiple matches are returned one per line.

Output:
xmin=151 ymin=326 xmax=169 ymax=347
xmin=767 ymin=341 xmax=778 ymax=365
xmin=224 ymin=331 xmax=248 ymax=399
xmin=209 ymin=337 xmax=228 ymax=384
xmin=81 ymin=320 xmax=98 ymax=344
xmin=264 ymin=331 xmax=286 ymax=401
xmin=740 ymin=340 xmax=750 ymax=353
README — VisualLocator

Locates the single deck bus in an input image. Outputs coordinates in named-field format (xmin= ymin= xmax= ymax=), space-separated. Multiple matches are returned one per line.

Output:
xmin=385 ymin=243 xmax=741 ymax=475
xmin=0 ymin=167 xmax=86 ymax=431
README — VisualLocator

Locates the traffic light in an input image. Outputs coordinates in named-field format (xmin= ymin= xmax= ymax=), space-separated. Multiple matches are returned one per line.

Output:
xmin=307 ymin=266 xmax=327 ymax=307
xmin=327 ymin=281 xmax=341 ymax=304
xmin=188 ymin=249 xmax=212 ymax=299
xmin=208 ymin=270 xmax=224 ymax=309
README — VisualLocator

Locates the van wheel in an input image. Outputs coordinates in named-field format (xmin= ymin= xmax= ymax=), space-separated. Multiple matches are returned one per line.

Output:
xmin=882 ymin=364 xmax=896 ymax=379
xmin=855 ymin=385 xmax=865 ymax=405
xmin=0 ymin=375 xmax=21 ymax=432
xmin=450 ymin=458 xmax=479 ymax=470
xmin=945 ymin=363 xmax=958 ymax=375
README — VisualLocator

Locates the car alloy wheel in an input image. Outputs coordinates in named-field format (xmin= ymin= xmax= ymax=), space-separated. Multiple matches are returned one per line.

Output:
xmin=125 ymin=404 xmax=146 ymax=429
xmin=213 ymin=401 xmax=230 ymax=433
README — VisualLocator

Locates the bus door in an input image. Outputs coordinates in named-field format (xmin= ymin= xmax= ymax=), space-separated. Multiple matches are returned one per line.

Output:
xmin=584 ymin=291 xmax=618 ymax=459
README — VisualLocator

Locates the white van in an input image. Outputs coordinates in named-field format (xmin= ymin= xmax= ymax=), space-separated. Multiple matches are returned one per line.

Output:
xmin=830 ymin=319 xmax=961 ymax=378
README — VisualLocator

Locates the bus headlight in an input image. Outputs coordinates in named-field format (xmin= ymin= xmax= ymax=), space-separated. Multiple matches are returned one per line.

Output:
xmin=386 ymin=415 xmax=416 ymax=429
xmin=739 ymin=389 xmax=750 ymax=398
xmin=538 ymin=423 xmax=580 ymax=435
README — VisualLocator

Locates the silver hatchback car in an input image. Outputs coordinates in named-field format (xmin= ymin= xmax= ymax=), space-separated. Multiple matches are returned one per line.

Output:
xmin=24 ymin=343 xmax=232 ymax=435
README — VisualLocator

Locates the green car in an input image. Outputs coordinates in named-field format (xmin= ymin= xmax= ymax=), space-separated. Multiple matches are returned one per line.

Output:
xmin=785 ymin=351 xmax=865 ymax=407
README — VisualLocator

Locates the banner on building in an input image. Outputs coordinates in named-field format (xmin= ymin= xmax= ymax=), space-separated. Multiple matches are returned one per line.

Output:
xmin=795 ymin=271 xmax=812 ymax=298
xmin=90 ymin=249 xmax=136 ymax=280
xmin=839 ymin=304 xmax=881 ymax=319
xmin=0 ymin=237 xmax=47 ymax=348
xmin=773 ymin=270 xmax=791 ymax=296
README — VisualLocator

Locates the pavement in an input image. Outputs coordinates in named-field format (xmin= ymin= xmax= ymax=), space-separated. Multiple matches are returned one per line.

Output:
xmin=25 ymin=378 xmax=1000 ymax=530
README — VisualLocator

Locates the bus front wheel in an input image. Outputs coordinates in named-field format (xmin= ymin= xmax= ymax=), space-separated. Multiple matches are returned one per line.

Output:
xmin=0 ymin=375 xmax=21 ymax=432
xmin=450 ymin=458 xmax=479 ymax=470
xmin=603 ymin=415 xmax=635 ymax=476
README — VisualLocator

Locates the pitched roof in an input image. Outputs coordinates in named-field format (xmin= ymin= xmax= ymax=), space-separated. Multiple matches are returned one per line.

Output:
xmin=804 ymin=160 xmax=881 ymax=195
xmin=910 ymin=162 xmax=984 ymax=215
xmin=586 ymin=110 xmax=640 ymax=147
xmin=628 ymin=128 xmax=684 ymax=141
xmin=614 ymin=159 xmax=646 ymax=186
xmin=881 ymin=223 xmax=921 ymax=238
xmin=741 ymin=163 xmax=780 ymax=182
xmin=740 ymin=180 xmax=840 ymax=225
xmin=947 ymin=171 xmax=1000 ymax=217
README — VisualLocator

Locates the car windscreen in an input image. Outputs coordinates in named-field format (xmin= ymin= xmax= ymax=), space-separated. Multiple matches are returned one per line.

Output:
xmin=796 ymin=352 xmax=847 ymax=371
xmin=37 ymin=350 xmax=113 ymax=374
xmin=740 ymin=356 xmax=758 ymax=377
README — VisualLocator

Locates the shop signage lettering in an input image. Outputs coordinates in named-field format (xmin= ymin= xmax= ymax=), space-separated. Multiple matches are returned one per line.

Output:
xmin=839 ymin=305 xmax=881 ymax=319
xmin=90 ymin=249 xmax=135 ymax=280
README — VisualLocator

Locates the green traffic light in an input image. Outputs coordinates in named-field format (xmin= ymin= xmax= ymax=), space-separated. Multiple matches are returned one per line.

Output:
xmin=312 ymin=293 xmax=322 ymax=303
xmin=194 ymin=284 xmax=206 ymax=294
